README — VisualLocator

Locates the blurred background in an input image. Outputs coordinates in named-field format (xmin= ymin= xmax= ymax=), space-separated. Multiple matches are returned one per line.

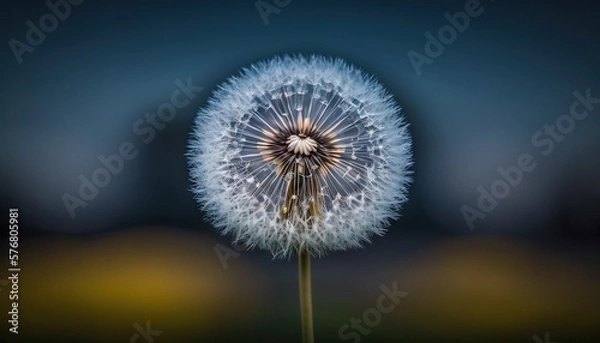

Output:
xmin=0 ymin=0 xmax=599 ymax=342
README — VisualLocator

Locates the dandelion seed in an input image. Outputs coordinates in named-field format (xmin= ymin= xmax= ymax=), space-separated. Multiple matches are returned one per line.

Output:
xmin=188 ymin=55 xmax=412 ymax=258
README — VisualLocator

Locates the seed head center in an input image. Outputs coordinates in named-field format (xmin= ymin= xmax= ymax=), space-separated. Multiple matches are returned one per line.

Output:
xmin=287 ymin=134 xmax=318 ymax=156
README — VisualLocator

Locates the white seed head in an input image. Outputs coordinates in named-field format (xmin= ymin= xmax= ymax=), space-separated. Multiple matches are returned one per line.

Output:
xmin=187 ymin=55 xmax=412 ymax=258
xmin=286 ymin=135 xmax=318 ymax=155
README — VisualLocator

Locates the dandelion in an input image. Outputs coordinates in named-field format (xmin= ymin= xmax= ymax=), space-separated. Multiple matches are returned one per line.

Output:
xmin=187 ymin=55 xmax=412 ymax=342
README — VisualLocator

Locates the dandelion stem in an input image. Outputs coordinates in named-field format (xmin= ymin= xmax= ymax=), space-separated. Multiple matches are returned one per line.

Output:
xmin=299 ymin=249 xmax=314 ymax=343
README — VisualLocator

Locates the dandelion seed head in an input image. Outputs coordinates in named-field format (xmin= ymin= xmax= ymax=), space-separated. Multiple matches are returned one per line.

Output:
xmin=188 ymin=55 xmax=412 ymax=258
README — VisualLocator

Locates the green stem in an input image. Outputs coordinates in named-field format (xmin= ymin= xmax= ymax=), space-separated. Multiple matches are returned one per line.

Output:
xmin=299 ymin=250 xmax=314 ymax=343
